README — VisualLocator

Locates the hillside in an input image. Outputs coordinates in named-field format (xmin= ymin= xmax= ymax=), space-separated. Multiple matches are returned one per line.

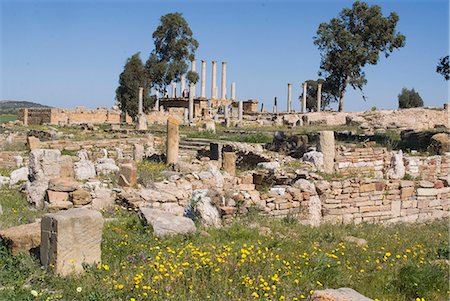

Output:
xmin=0 ymin=100 xmax=51 ymax=114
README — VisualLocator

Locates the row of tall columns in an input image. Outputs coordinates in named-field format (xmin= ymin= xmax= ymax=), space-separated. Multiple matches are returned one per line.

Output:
xmin=273 ymin=82 xmax=324 ymax=113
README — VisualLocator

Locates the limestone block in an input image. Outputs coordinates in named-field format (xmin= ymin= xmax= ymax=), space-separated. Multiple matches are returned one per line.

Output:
xmin=60 ymin=155 xmax=75 ymax=178
xmin=48 ymin=177 xmax=81 ymax=192
xmin=27 ymin=136 xmax=41 ymax=151
xmin=133 ymin=144 xmax=144 ymax=162
xmin=311 ymin=287 xmax=373 ymax=301
xmin=0 ymin=222 xmax=40 ymax=255
xmin=222 ymin=152 xmax=236 ymax=176
xmin=40 ymin=208 xmax=104 ymax=276
xmin=46 ymin=190 xmax=70 ymax=203
xmin=70 ymin=189 xmax=92 ymax=206
xmin=139 ymin=207 xmax=196 ymax=237
xmin=9 ymin=167 xmax=29 ymax=186
xmin=317 ymin=131 xmax=335 ymax=174
xmin=118 ymin=163 xmax=137 ymax=187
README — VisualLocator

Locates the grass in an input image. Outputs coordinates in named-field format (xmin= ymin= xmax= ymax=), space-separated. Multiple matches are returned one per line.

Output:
xmin=0 ymin=114 xmax=17 ymax=123
xmin=0 ymin=190 xmax=448 ymax=301
xmin=0 ymin=189 xmax=47 ymax=229
xmin=137 ymin=161 xmax=168 ymax=186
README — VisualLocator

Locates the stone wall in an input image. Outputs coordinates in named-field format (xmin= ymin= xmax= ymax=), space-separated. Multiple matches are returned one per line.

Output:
xmin=18 ymin=107 xmax=132 ymax=126
xmin=318 ymin=179 xmax=449 ymax=224
xmin=405 ymin=153 xmax=450 ymax=181
xmin=0 ymin=151 xmax=28 ymax=169
xmin=334 ymin=146 xmax=449 ymax=181
xmin=40 ymin=137 xmax=162 ymax=160
xmin=335 ymin=147 xmax=390 ymax=178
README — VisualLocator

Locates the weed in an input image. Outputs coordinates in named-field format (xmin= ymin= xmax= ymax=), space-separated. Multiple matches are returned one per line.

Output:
xmin=137 ymin=161 xmax=167 ymax=186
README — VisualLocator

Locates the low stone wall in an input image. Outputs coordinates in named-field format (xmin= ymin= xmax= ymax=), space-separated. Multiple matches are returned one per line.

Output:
xmin=334 ymin=146 xmax=449 ymax=181
xmin=318 ymin=179 xmax=449 ymax=224
xmin=335 ymin=147 xmax=390 ymax=177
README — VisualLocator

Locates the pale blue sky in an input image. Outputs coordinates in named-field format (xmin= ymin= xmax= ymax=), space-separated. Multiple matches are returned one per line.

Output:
xmin=1 ymin=0 xmax=449 ymax=112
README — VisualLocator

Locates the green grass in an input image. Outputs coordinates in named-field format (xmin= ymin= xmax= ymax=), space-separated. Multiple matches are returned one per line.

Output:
xmin=0 ymin=189 xmax=47 ymax=229
xmin=0 ymin=194 xmax=448 ymax=301
xmin=0 ymin=114 xmax=17 ymax=123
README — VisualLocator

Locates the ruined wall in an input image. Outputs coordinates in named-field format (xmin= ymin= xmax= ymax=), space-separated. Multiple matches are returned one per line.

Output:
xmin=318 ymin=179 xmax=449 ymax=224
xmin=145 ymin=108 xmax=184 ymax=125
xmin=40 ymin=136 xmax=163 ymax=160
xmin=335 ymin=147 xmax=390 ymax=177
xmin=216 ymin=176 xmax=449 ymax=225
xmin=18 ymin=108 xmax=132 ymax=125
xmin=245 ymin=108 xmax=448 ymax=130
xmin=405 ymin=153 xmax=450 ymax=181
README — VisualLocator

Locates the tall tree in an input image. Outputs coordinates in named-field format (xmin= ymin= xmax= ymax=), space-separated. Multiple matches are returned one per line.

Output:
xmin=436 ymin=55 xmax=449 ymax=80
xmin=313 ymin=1 xmax=406 ymax=112
xmin=146 ymin=12 xmax=199 ymax=95
xmin=116 ymin=53 xmax=154 ymax=119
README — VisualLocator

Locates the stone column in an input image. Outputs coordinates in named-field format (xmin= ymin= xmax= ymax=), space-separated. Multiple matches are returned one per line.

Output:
xmin=224 ymin=104 xmax=229 ymax=120
xmin=180 ymin=74 xmax=186 ymax=97
xmin=261 ymin=103 xmax=264 ymax=112
xmin=238 ymin=101 xmax=243 ymax=122
xmin=221 ymin=62 xmax=227 ymax=100
xmin=287 ymin=83 xmax=292 ymax=113
xmin=302 ymin=82 xmax=307 ymax=113
xmin=211 ymin=61 xmax=217 ymax=99
xmin=41 ymin=208 xmax=104 ymax=276
xmin=138 ymin=87 xmax=144 ymax=115
xmin=273 ymin=97 xmax=277 ymax=114
xmin=23 ymin=108 xmax=28 ymax=126
xmin=317 ymin=82 xmax=323 ymax=112
xmin=188 ymin=84 xmax=194 ymax=123
xmin=191 ymin=59 xmax=196 ymax=97
xmin=183 ymin=108 xmax=189 ymax=125
xmin=201 ymin=60 xmax=206 ymax=98
xmin=231 ymin=82 xmax=236 ymax=100
xmin=137 ymin=87 xmax=148 ymax=130
xmin=166 ymin=117 xmax=179 ymax=165
xmin=222 ymin=152 xmax=236 ymax=176
xmin=171 ymin=83 xmax=176 ymax=98
xmin=317 ymin=131 xmax=335 ymax=174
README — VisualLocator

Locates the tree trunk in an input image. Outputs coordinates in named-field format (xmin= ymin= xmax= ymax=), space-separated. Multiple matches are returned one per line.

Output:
xmin=338 ymin=78 xmax=348 ymax=112
xmin=338 ymin=90 xmax=345 ymax=112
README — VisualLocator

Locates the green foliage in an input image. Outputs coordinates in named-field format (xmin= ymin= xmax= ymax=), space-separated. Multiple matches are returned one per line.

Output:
xmin=0 ymin=114 xmax=17 ymax=123
xmin=303 ymin=79 xmax=337 ymax=112
xmin=225 ymin=132 xmax=272 ymax=144
xmin=0 ymin=100 xmax=50 ymax=115
xmin=436 ymin=55 xmax=449 ymax=80
xmin=137 ymin=161 xmax=167 ymax=186
xmin=146 ymin=12 xmax=199 ymax=94
xmin=115 ymin=52 xmax=154 ymax=119
xmin=314 ymin=1 xmax=406 ymax=111
xmin=398 ymin=87 xmax=423 ymax=108
xmin=186 ymin=130 xmax=219 ymax=140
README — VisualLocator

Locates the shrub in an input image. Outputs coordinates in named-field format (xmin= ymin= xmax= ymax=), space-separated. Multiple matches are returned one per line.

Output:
xmin=398 ymin=88 xmax=423 ymax=108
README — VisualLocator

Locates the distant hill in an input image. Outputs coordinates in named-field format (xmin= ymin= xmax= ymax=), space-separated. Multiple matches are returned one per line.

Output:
xmin=0 ymin=100 xmax=51 ymax=114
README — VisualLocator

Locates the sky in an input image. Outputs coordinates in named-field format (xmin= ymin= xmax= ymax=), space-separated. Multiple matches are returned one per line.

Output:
xmin=1 ymin=0 xmax=449 ymax=112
